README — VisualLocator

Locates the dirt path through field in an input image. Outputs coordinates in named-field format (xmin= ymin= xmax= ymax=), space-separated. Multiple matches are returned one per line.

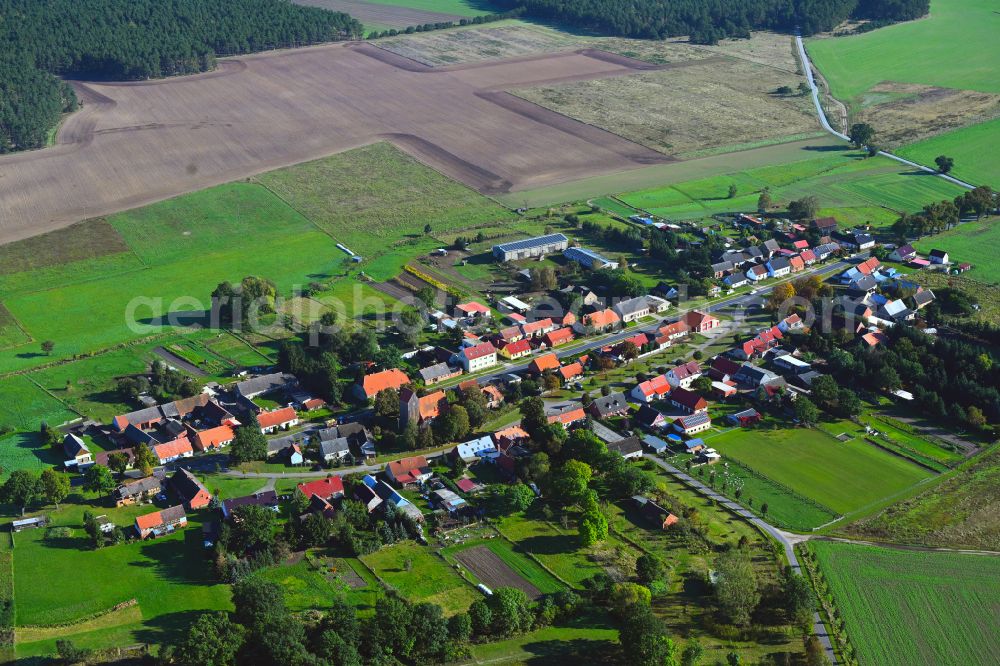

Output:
xmin=0 ymin=42 xmax=671 ymax=246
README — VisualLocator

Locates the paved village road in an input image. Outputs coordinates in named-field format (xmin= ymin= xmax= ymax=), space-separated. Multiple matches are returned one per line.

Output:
xmin=644 ymin=454 xmax=839 ymax=664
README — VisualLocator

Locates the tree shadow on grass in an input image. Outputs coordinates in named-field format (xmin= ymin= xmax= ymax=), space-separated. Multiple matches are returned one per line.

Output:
xmin=517 ymin=535 xmax=576 ymax=556
xmin=519 ymin=638 xmax=618 ymax=664
xmin=136 ymin=310 xmax=212 ymax=329
xmin=133 ymin=609 xmax=208 ymax=647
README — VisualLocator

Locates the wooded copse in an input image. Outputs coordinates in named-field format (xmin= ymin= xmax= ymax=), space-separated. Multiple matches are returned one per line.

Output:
xmin=497 ymin=0 xmax=930 ymax=42
xmin=0 ymin=0 xmax=361 ymax=153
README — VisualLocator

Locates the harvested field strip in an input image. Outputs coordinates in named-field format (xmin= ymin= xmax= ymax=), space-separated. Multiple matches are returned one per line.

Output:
xmin=455 ymin=545 xmax=542 ymax=599
xmin=291 ymin=0 xmax=465 ymax=30
xmin=376 ymin=24 xmax=585 ymax=67
xmin=0 ymin=218 xmax=129 ymax=277
xmin=448 ymin=539 xmax=564 ymax=599
xmin=810 ymin=541 xmax=1000 ymax=666
xmin=15 ymin=603 xmax=142 ymax=643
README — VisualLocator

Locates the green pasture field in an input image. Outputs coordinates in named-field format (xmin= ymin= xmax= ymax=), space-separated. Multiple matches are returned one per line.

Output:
xmin=256 ymin=142 xmax=515 ymax=261
xmin=468 ymin=614 xmax=620 ymax=664
xmin=815 ymin=206 xmax=897 ymax=229
xmin=846 ymin=445 xmax=1000 ymax=550
xmin=810 ymin=540 xmax=1000 ymax=666
xmin=362 ymin=0 xmax=494 ymax=17
xmin=0 ymin=433 xmax=61 ymax=474
xmin=591 ymin=196 xmax=638 ymax=218
xmin=361 ymin=540 xmax=479 ymax=615
xmin=897 ymin=117 xmax=1000 ymax=187
xmin=807 ymin=0 xmax=1000 ymax=104
xmin=0 ymin=377 xmax=77 ymax=434
xmin=441 ymin=536 xmax=565 ymax=596
xmin=913 ymin=217 xmax=1000 ymax=284
xmin=618 ymin=151 xmax=965 ymax=222
xmin=10 ymin=501 xmax=230 ymax=657
xmin=707 ymin=424 xmax=933 ymax=517
xmin=201 ymin=332 xmax=275 ymax=367
xmin=820 ymin=413 xmax=963 ymax=470
xmin=0 ymin=304 xmax=29 ymax=350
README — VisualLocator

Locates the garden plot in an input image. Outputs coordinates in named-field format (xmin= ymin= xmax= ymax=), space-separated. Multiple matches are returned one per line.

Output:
xmin=455 ymin=545 xmax=542 ymax=599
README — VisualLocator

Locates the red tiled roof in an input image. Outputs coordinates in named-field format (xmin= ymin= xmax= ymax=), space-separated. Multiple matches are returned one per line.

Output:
xmin=623 ymin=332 xmax=648 ymax=348
xmin=501 ymin=339 xmax=531 ymax=356
xmin=194 ymin=425 xmax=234 ymax=450
xmin=862 ymin=331 xmax=889 ymax=347
xmin=499 ymin=325 xmax=523 ymax=342
xmin=362 ymin=368 xmax=410 ymax=398
xmin=529 ymin=353 xmax=560 ymax=374
xmin=584 ymin=309 xmax=620 ymax=328
xmin=154 ymin=437 xmax=193 ymax=460
xmin=635 ymin=374 xmax=671 ymax=398
xmin=659 ymin=321 xmax=688 ymax=338
xmin=671 ymin=387 xmax=707 ymax=411
xmin=793 ymin=239 xmax=809 ymax=249
xmin=456 ymin=478 xmax=477 ymax=493
xmin=388 ymin=456 xmax=429 ymax=482
xmin=559 ymin=362 xmax=584 ymax=380
xmin=789 ymin=256 xmax=805 ymax=271
xmin=800 ymin=249 xmax=816 ymax=262
xmin=547 ymin=408 xmax=586 ymax=426
xmin=521 ymin=318 xmax=554 ymax=335
xmin=418 ymin=391 xmax=447 ymax=421
xmin=857 ymin=257 xmax=881 ymax=275
xmin=557 ymin=311 xmax=577 ymax=326
xmin=462 ymin=342 xmax=497 ymax=361
xmin=542 ymin=328 xmax=574 ymax=347
xmin=670 ymin=360 xmax=701 ymax=380
xmin=493 ymin=425 xmax=529 ymax=442
xmin=297 ymin=476 xmax=344 ymax=500
xmin=258 ymin=406 xmax=297 ymax=429
xmin=135 ymin=510 xmax=164 ymax=531
xmin=684 ymin=310 xmax=718 ymax=329
xmin=457 ymin=301 xmax=490 ymax=314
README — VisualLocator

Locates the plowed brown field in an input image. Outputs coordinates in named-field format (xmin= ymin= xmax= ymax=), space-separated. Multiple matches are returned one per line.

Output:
xmin=0 ymin=43 xmax=669 ymax=245
xmin=455 ymin=545 xmax=542 ymax=600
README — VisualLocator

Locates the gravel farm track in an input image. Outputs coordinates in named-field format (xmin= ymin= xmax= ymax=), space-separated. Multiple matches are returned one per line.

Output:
xmin=454 ymin=545 xmax=543 ymax=600
xmin=0 ymin=42 xmax=673 ymax=246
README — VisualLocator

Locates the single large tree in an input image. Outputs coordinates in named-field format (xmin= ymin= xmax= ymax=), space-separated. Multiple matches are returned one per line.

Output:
xmin=848 ymin=123 xmax=875 ymax=148
xmin=169 ymin=612 xmax=245 ymax=666
xmin=229 ymin=415 xmax=268 ymax=464
xmin=549 ymin=460 xmax=592 ymax=505
xmin=1 ymin=470 xmax=41 ymax=515
xmin=934 ymin=155 xmax=954 ymax=174
xmin=40 ymin=468 xmax=70 ymax=509
xmin=618 ymin=604 xmax=677 ymax=666
xmin=83 ymin=464 xmax=116 ymax=496
xmin=133 ymin=442 xmax=157 ymax=476
xmin=714 ymin=549 xmax=761 ymax=626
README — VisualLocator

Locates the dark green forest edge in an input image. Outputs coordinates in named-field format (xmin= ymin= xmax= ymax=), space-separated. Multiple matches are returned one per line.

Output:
xmin=498 ymin=0 xmax=929 ymax=42
xmin=0 ymin=0 xmax=361 ymax=152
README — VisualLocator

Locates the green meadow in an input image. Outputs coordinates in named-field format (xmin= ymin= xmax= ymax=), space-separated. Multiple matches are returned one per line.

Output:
xmin=707 ymin=424 xmax=933 ymax=517
xmin=913 ymin=217 xmax=1000 ymax=284
xmin=362 ymin=0 xmax=494 ymax=17
xmin=810 ymin=541 xmax=1000 ymax=666
xmin=898 ymin=117 xmax=1000 ymax=187
xmin=617 ymin=150 xmax=964 ymax=220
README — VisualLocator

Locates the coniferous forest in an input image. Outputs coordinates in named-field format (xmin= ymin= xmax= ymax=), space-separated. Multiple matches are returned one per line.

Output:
xmin=496 ymin=0 xmax=929 ymax=42
xmin=0 ymin=0 xmax=361 ymax=153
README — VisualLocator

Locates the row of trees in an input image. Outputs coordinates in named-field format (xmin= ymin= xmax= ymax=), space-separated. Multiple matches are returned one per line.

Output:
xmin=494 ymin=0 xmax=928 ymax=43
xmin=0 ymin=0 xmax=362 ymax=152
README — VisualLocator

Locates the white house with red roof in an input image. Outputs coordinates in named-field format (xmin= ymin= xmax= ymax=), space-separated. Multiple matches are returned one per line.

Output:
xmin=631 ymin=375 xmax=671 ymax=403
xmin=457 ymin=342 xmax=498 ymax=373
xmin=666 ymin=360 xmax=702 ymax=389
xmin=258 ymin=406 xmax=299 ymax=434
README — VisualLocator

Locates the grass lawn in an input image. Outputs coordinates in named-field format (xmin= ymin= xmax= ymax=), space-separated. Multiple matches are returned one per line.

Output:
xmin=257 ymin=552 xmax=379 ymax=615
xmin=9 ymin=500 xmax=231 ymax=657
xmin=0 ymin=377 xmax=77 ymax=434
xmin=361 ymin=540 xmax=478 ymax=615
xmin=912 ymin=216 xmax=1000 ymax=284
xmin=819 ymin=412 xmax=963 ymax=471
xmin=896 ymin=117 xmax=1000 ymax=187
xmin=467 ymin=609 xmax=620 ymax=664
xmin=810 ymin=540 xmax=1000 ymax=666
xmin=705 ymin=423 xmax=933 ymax=517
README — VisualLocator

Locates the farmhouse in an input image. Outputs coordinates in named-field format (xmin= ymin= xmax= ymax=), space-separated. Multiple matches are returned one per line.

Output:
xmin=419 ymin=362 xmax=462 ymax=385
xmin=773 ymin=354 xmax=812 ymax=375
xmin=889 ymin=244 xmax=917 ymax=262
xmin=564 ymin=246 xmax=619 ymax=270
xmin=631 ymin=374 xmax=671 ymax=403
xmin=493 ymin=234 xmax=569 ymax=262
xmin=607 ymin=437 xmax=643 ymax=460
xmin=666 ymin=360 xmax=702 ymax=389
xmin=136 ymin=505 xmax=187 ymax=539
xmin=670 ymin=388 xmax=708 ymax=414
xmin=778 ymin=313 xmax=804 ymax=333
xmin=728 ymin=408 xmax=762 ymax=427
xmin=746 ymin=264 xmax=769 ymax=282
xmin=192 ymin=424 xmax=235 ymax=451
xmin=632 ymin=496 xmax=678 ymax=529
xmin=613 ymin=296 xmax=669 ymax=323
xmin=674 ymin=412 xmax=712 ymax=436
xmin=257 ymin=406 xmax=299 ymax=433
xmin=452 ymin=435 xmax=498 ymax=462
xmin=547 ymin=406 xmax=587 ymax=427
xmin=455 ymin=301 xmax=490 ymax=319
xmin=912 ymin=289 xmax=935 ymax=309
xmin=386 ymin=456 xmax=433 ymax=487
xmin=520 ymin=318 xmax=557 ymax=339
xmin=734 ymin=364 xmax=780 ymax=388
xmin=656 ymin=321 xmax=689 ymax=348
xmin=113 ymin=476 xmax=163 ymax=507
xmin=588 ymin=392 xmax=630 ymax=419
xmin=559 ymin=360 xmax=585 ymax=382
xmin=929 ymin=249 xmax=949 ymax=264
xmin=711 ymin=381 xmax=737 ymax=399
xmin=635 ymin=405 xmax=668 ymax=430
xmin=811 ymin=216 xmax=837 ymax=233
xmin=541 ymin=327 xmax=574 ymax=348
xmin=171 ymin=468 xmax=212 ymax=510
xmin=62 ymin=434 xmax=93 ymax=468
xmin=235 ymin=372 xmax=297 ymax=400
xmin=708 ymin=356 xmax=741 ymax=382
xmin=735 ymin=326 xmax=784 ymax=360
xmin=766 ymin=256 xmax=791 ymax=278
xmin=222 ymin=491 xmax=279 ymax=519
xmin=583 ymin=308 xmax=621 ymax=331
xmin=356 ymin=368 xmax=410 ymax=401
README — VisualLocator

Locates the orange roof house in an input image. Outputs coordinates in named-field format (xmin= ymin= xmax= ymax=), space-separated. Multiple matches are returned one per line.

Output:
xmin=482 ymin=385 xmax=504 ymax=407
xmin=528 ymin=353 xmax=560 ymax=374
xmin=258 ymin=407 xmax=298 ymax=432
xmin=386 ymin=456 xmax=432 ymax=486
xmin=583 ymin=309 xmax=620 ymax=329
xmin=541 ymin=327 xmax=574 ymax=348
xmin=862 ymin=331 xmax=889 ymax=348
xmin=558 ymin=361 xmax=584 ymax=381
xmin=520 ymin=318 xmax=555 ymax=337
xmin=358 ymin=368 xmax=410 ymax=400
xmin=456 ymin=301 xmax=491 ymax=317
xmin=193 ymin=425 xmax=235 ymax=451
xmin=547 ymin=407 xmax=586 ymax=426
xmin=789 ymin=255 xmax=805 ymax=272
xmin=153 ymin=437 xmax=194 ymax=463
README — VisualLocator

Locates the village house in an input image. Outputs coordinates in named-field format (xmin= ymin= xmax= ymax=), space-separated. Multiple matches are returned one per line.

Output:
xmin=297 ymin=476 xmax=345 ymax=502
xmin=528 ymin=352 xmax=560 ymax=375
xmin=386 ymin=456 xmax=433 ymax=487
xmin=734 ymin=326 xmax=784 ymax=360
xmin=613 ymin=296 xmax=669 ymax=323
xmin=666 ymin=360 xmax=702 ymax=389
xmin=541 ymin=327 xmax=574 ymax=349
xmin=635 ymin=405 xmax=668 ymax=430
xmin=669 ymin=387 xmax=708 ymax=414
xmin=929 ymin=249 xmax=949 ymax=265
xmin=482 ymin=385 xmax=505 ymax=409
xmin=547 ymin=406 xmax=587 ymax=427
xmin=171 ymin=468 xmax=212 ymax=510
xmin=607 ymin=437 xmax=643 ymax=460
xmin=582 ymin=308 xmax=621 ymax=332
xmin=778 ymin=313 xmax=804 ymax=333
xmin=235 ymin=372 xmax=297 ymax=400
xmin=222 ymin=491 xmax=279 ymax=519
xmin=520 ymin=318 xmax=557 ymax=339
xmin=192 ymin=424 xmax=235 ymax=452
xmin=912 ymin=289 xmax=935 ymax=310
xmin=746 ymin=264 xmax=769 ymax=282
xmin=558 ymin=360 xmax=585 ymax=383
xmin=497 ymin=339 xmax=531 ymax=360
xmin=315 ymin=423 xmax=373 ymax=463
xmin=766 ymin=256 xmax=791 ymax=278
xmin=632 ymin=496 xmax=678 ymax=529
xmin=631 ymin=375 xmax=671 ymax=403
xmin=451 ymin=435 xmax=498 ymax=462
xmin=419 ymin=362 xmax=462 ymax=385
xmin=724 ymin=273 xmax=749 ymax=289
xmin=862 ymin=331 xmax=889 ymax=348
xmin=153 ymin=437 xmax=194 ymax=464
xmin=684 ymin=310 xmax=720 ymax=333
xmin=136 ymin=505 xmax=187 ymax=539
xmin=733 ymin=364 xmax=780 ymax=389
xmin=655 ymin=321 xmax=689 ymax=349
xmin=587 ymin=392 xmax=630 ymax=419
xmin=62 ymin=434 xmax=93 ymax=468
xmin=457 ymin=342 xmax=498 ymax=373
xmin=455 ymin=301 xmax=491 ymax=319
xmin=257 ymin=406 xmax=299 ymax=434
xmin=773 ymin=354 xmax=812 ymax=375
xmin=95 ymin=447 xmax=135 ymax=470
xmin=789 ymin=255 xmax=805 ymax=273
xmin=674 ymin=412 xmax=712 ymax=436
xmin=728 ymin=408 xmax=762 ymax=427
xmin=811 ymin=216 xmax=837 ymax=234
xmin=492 ymin=233 xmax=568 ymax=261
xmin=113 ymin=476 xmax=163 ymax=507
xmin=356 ymin=368 xmax=410 ymax=401
xmin=888 ymin=244 xmax=917 ymax=262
